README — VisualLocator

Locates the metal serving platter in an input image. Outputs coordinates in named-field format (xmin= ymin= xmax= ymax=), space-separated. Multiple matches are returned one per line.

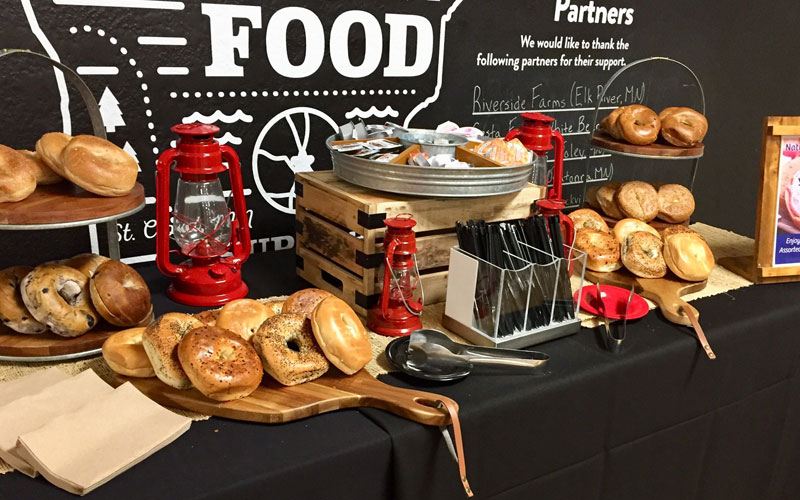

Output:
xmin=326 ymin=135 xmax=533 ymax=197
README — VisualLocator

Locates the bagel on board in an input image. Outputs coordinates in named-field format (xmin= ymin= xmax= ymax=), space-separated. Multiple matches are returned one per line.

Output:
xmin=574 ymin=228 xmax=621 ymax=273
xmin=253 ymin=313 xmax=329 ymax=386
xmin=20 ymin=265 xmax=98 ymax=337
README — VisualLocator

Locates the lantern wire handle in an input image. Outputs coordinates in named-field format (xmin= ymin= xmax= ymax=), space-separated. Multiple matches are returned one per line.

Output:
xmin=386 ymin=254 xmax=424 ymax=317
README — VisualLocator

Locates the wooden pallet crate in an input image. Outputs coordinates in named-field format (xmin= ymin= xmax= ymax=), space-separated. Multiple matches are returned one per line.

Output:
xmin=295 ymin=171 xmax=545 ymax=316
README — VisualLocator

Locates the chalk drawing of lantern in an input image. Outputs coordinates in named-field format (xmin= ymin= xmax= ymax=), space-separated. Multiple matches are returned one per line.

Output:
xmin=252 ymin=107 xmax=338 ymax=215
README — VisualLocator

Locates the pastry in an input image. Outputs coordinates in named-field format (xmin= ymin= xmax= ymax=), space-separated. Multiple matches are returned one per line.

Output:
xmin=0 ymin=266 xmax=46 ymax=334
xmin=596 ymin=182 xmax=625 ymax=219
xmin=194 ymin=309 xmax=219 ymax=326
xmin=261 ymin=300 xmax=284 ymax=316
xmin=89 ymin=261 xmax=152 ymax=327
xmin=17 ymin=150 xmax=62 ymax=185
xmin=102 ymin=327 xmax=156 ymax=378
xmin=216 ymin=298 xmax=274 ymax=341
xmin=311 ymin=296 xmax=371 ymax=375
xmin=60 ymin=135 xmax=138 ymax=197
xmin=283 ymin=288 xmax=333 ymax=320
xmin=253 ymin=313 xmax=329 ymax=386
xmin=142 ymin=313 xmax=203 ymax=389
xmin=659 ymin=107 xmax=708 ymax=147
xmin=663 ymin=232 xmax=715 ymax=281
xmin=178 ymin=326 xmax=263 ymax=401
xmin=585 ymin=185 xmax=602 ymax=209
xmin=617 ymin=105 xmax=660 ymax=145
xmin=62 ymin=253 xmax=110 ymax=278
xmin=600 ymin=107 xmax=625 ymax=140
xmin=569 ymin=208 xmax=610 ymax=233
xmin=657 ymin=184 xmax=695 ymax=223
xmin=0 ymin=146 xmax=36 ymax=203
xmin=621 ymin=231 xmax=667 ymax=278
xmin=612 ymin=218 xmax=660 ymax=245
xmin=616 ymin=181 xmax=659 ymax=222
xmin=574 ymin=228 xmax=621 ymax=273
xmin=35 ymin=132 xmax=72 ymax=176
xmin=20 ymin=265 xmax=98 ymax=337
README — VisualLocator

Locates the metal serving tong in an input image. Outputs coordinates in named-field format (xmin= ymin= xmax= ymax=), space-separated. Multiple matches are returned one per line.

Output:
xmin=407 ymin=329 xmax=549 ymax=372
xmin=595 ymin=282 xmax=631 ymax=354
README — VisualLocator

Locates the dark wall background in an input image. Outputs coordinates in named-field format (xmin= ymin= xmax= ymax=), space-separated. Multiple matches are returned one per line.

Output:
xmin=0 ymin=0 xmax=795 ymax=267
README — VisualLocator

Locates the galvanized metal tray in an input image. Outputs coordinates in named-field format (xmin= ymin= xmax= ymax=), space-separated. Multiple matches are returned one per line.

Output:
xmin=327 ymin=135 xmax=533 ymax=197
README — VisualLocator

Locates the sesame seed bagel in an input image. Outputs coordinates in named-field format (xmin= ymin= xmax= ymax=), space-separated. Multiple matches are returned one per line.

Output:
xmin=142 ymin=313 xmax=203 ymax=389
xmin=621 ymin=231 xmax=667 ymax=279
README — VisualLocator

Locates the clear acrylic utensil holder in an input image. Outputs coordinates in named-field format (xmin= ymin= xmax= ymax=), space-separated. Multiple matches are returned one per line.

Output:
xmin=442 ymin=243 xmax=586 ymax=348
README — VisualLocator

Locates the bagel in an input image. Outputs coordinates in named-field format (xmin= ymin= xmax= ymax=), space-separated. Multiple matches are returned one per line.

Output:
xmin=612 ymin=218 xmax=660 ymax=245
xmin=62 ymin=253 xmax=110 ymax=278
xmin=574 ymin=228 xmax=621 ymax=273
xmin=18 ymin=150 xmax=62 ymax=185
xmin=617 ymin=105 xmax=660 ymax=145
xmin=596 ymin=182 xmax=625 ymax=219
xmin=659 ymin=107 xmax=708 ymax=147
xmin=616 ymin=181 xmax=659 ymax=222
xmin=20 ymin=265 xmax=98 ymax=337
xmin=660 ymin=224 xmax=698 ymax=239
xmin=193 ymin=309 xmax=219 ymax=326
xmin=657 ymin=184 xmax=695 ymax=223
xmin=0 ymin=145 xmax=36 ymax=203
xmin=35 ymin=132 xmax=72 ymax=176
xmin=89 ymin=260 xmax=152 ymax=327
xmin=663 ymin=232 xmax=715 ymax=281
xmin=0 ymin=266 xmax=46 ymax=334
xmin=102 ymin=327 xmax=155 ymax=378
xmin=61 ymin=135 xmax=138 ymax=197
xmin=216 ymin=298 xmax=275 ymax=341
xmin=600 ymin=107 xmax=625 ymax=140
xmin=569 ymin=208 xmax=610 ymax=233
xmin=621 ymin=231 xmax=667 ymax=279
xmin=283 ymin=288 xmax=333 ymax=319
xmin=142 ymin=313 xmax=203 ymax=389
xmin=178 ymin=326 xmax=263 ymax=401
xmin=585 ymin=185 xmax=602 ymax=209
xmin=311 ymin=296 xmax=371 ymax=375
xmin=261 ymin=300 xmax=284 ymax=316
xmin=253 ymin=313 xmax=329 ymax=386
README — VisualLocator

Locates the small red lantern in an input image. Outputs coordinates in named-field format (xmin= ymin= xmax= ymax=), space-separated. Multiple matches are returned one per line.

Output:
xmin=155 ymin=123 xmax=251 ymax=306
xmin=368 ymin=214 xmax=424 ymax=336
xmin=506 ymin=112 xmax=575 ymax=250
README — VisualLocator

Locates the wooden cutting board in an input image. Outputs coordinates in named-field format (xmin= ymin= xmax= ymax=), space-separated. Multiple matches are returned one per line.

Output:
xmin=114 ymin=369 xmax=455 ymax=426
xmin=583 ymin=268 xmax=706 ymax=326
xmin=0 ymin=325 xmax=116 ymax=357
xmin=590 ymin=132 xmax=704 ymax=158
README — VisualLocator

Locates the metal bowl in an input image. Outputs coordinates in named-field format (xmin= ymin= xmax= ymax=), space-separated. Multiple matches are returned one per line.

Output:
xmin=397 ymin=130 xmax=469 ymax=156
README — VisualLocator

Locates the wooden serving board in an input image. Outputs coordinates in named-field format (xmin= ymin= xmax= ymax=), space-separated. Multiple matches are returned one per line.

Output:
xmin=114 ymin=369 xmax=454 ymax=426
xmin=591 ymin=132 xmax=704 ymax=158
xmin=0 ymin=324 xmax=116 ymax=357
xmin=0 ymin=182 xmax=144 ymax=225
xmin=596 ymin=212 xmax=689 ymax=231
xmin=583 ymin=267 xmax=706 ymax=326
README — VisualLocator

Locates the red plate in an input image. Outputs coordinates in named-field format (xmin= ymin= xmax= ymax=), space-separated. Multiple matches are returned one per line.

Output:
xmin=573 ymin=285 xmax=649 ymax=320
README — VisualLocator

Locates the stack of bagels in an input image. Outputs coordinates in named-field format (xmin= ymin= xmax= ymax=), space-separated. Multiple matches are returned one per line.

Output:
xmin=570 ymin=208 xmax=715 ymax=282
xmin=586 ymin=181 xmax=695 ymax=224
xmin=0 ymin=253 xmax=152 ymax=337
xmin=0 ymin=132 xmax=138 ymax=203
xmin=599 ymin=104 xmax=708 ymax=147
xmin=103 ymin=288 xmax=374 ymax=402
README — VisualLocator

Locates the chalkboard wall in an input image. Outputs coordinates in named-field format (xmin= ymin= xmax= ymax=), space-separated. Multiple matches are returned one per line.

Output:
xmin=0 ymin=0 xmax=797 ymax=268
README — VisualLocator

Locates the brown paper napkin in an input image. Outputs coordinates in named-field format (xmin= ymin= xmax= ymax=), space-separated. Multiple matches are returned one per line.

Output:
xmin=0 ymin=367 xmax=69 ymax=406
xmin=0 ymin=369 xmax=113 ymax=477
xmin=15 ymin=382 xmax=191 ymax=496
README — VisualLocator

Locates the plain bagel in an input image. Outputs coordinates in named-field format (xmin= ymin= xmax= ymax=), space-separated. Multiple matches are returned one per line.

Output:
xmin=311 ymin=296 xmax=372 ymax=375
xmin=612 ymin=218 xmax=660 ymax=245
xmin=617 ymin=105 xmax=660 ymax=145
xmin=216 ymin=298 xmax=274 ymax=341
xmin=663 ymin=232 xmax=715 ymax=281
xmin=102 ymin=327 xmax=155 ymax=378
xmin=20 ymin=265 xmax=98 ymax=337
xmin=0 ymin=266 xmax=46 ymax=334
xmin=89 ymin=260 xmax=152 ymax=327
xmin=142 ymin=313 xmax=203 ymax=389
xmin=178 ymin=326 xmax=263 ymax=401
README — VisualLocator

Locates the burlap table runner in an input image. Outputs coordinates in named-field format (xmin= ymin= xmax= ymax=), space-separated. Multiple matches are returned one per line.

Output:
xmin=0 ymin=223 xmax=756 ymax=475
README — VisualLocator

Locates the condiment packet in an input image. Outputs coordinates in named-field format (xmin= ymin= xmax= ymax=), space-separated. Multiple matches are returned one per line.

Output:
xmin=366 ymin=139 xmax=402 ymax=150
xmin=331 ymin=143 xmax=365 ymax=153
xmin=0 ymin=368 xmax=69 ymax=406
xmin=0 ymin=369 xmax=113 ymax=477
xmin=15 ymin=382 xmax=191 ymax=496
xmin=408 ymin=151 xmax=430 ymax=167
xmin=373 ymin=153 xmax=398 ymax=163
xmin=429 ymin=154 xmax=456 ymax=168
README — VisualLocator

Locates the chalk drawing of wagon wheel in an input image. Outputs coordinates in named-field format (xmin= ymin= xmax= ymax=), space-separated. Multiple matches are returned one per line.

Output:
xmin=252 ymin=107 xmax=339 ymax=215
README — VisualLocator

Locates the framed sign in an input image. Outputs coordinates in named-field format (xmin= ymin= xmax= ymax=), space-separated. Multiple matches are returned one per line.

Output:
xmin=721 ymin=116 xmax=800 ymax=283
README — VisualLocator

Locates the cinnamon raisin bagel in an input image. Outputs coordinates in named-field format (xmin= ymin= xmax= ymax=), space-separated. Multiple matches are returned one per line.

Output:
xmin=253 ymin=313 xmax=329 ymax=386
xmin=621 ymin=231 xmax=667 ymax=279
xmin=616 ymin=181 xmax=659 ymax=222
xmin=20 ymin=265 xmax=98 ymax=337
xmin=574 ymin=228 xmax=621 ymax=273
xmin=569 ymin=208 xmax=610 ymax=233
xmin=0 ymin=266 xmax=46 ymax=334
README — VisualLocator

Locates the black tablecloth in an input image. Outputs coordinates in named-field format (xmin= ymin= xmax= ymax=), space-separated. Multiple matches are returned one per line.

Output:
xmin=2 ymin=249 xmax=800 ymax=500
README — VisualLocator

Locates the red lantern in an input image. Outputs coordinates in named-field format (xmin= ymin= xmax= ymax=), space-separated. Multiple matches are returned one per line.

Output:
xmin=506 ymin=112 xmax=575 ymax=250
xmin=368 ymin=214 xmax=424 ymax=337
xmin=155 ymin=123 xmax=251 ymax=306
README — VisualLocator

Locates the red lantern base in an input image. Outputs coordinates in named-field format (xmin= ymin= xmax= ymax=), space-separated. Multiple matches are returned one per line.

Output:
xmin=166 ymin=261 xmax=248 ymax=307
xmin=367 ymin=304 xmax=423 ymax=337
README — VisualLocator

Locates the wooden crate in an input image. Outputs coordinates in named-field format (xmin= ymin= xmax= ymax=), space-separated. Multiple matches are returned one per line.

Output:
xmin=295 ymin=171 xmax=545 ymax=316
